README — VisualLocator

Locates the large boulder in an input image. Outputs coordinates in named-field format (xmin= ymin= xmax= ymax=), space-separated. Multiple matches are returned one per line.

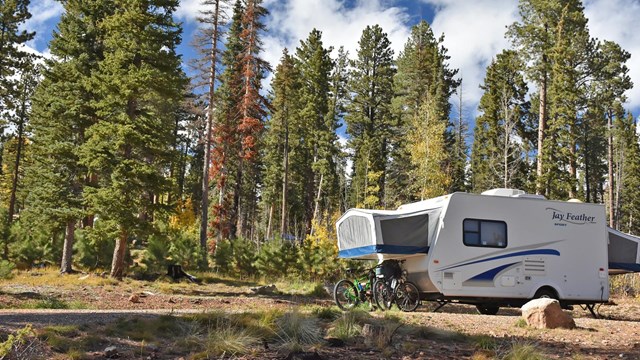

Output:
xmin=521 ymin=298 xmax=576 ymax=329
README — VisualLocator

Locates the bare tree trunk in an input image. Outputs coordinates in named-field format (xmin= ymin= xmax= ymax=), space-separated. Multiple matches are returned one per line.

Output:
xmin=60 ymin=220 xmax=76 ymax=274
xmin=310 ymin=173 xmax=324 ymax=235
xmin=607 ymin=110 xmax=615 ymax=228
xmin=199 ymin=0 xmax=222 ymax=268
xmin=110 ymin=228 xmax=128 ymax=279
xmin=4 ymin=102 xmax=26 ymax=259
xmin=536 ymin=70 xmax=547 ymax=195
xmin=266 ymin=204 xmax=273 ymax=240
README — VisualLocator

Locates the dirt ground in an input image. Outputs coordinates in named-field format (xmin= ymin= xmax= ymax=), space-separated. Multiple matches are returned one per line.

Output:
xmin=1 ymin=272 xmax=639 ymax=359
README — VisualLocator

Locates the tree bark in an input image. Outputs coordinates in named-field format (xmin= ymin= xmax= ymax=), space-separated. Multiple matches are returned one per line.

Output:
xmin=199 ymin=0 xmax=222 ymax=269
xmin=110 ymin=228 xmax=128 ymax=279
xmin=536 ymin=70 xmax=547 ymax=195
xmin=280 ymin=117 xmax=289 ymax=237
xmin=4 ymin=95 xmax=26 ymax=259
xmin=60 ymin=220 xmax=76 ymax=273
xmin=607 ymin=110 xmax=615 ymax=228
xmin=310 ymin=173 xmax=324 ymax=235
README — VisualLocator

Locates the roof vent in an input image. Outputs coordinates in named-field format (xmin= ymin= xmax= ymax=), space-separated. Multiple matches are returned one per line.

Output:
xmin=481 ymin=188 xmax=526 ymax=197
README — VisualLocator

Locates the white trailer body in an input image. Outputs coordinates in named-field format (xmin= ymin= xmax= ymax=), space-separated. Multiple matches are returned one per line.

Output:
xmin=335 ymin=189 xmax=638 ymax=306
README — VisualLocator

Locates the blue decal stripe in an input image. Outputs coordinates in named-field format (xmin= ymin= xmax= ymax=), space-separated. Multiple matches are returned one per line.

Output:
xmin=609 ymin=262 xmax=640 ymax=272
xmin=338 ymin=245 xmax=429 ymax=258
xmin=468 ymin=262 xmax=518 ymax=281
xmin=440 ymin=249 xmax=560 ymax=271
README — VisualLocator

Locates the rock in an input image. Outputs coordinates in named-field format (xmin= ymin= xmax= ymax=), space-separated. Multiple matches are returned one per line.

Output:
xmin=128 ymin=294 xmax=140 ymax=303
xmin=250 ymin=284 xmax=278 ymax=295
xmin=79 ymin=274 xmax=90 ymax=280
xmin=521 ymin=298 xmax=576 ymax=329
xmin=104 ymin=346 xmax=119 ymax=358
xmin=362 ymin=323 xmax=384 ymax=347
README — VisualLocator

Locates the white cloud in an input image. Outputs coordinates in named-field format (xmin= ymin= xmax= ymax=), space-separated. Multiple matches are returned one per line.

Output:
xmin=176 ymin=0 xmax=203 ymax=21
xmin=263 ymin=0 xmax=411 ymax=80
xmin=584 ymin=0 xmax=640 ymax=111
xmin=24 ymin=0 xmax=64 ymax=47
xmin=421 ymin=0 xmax=519 ymax=113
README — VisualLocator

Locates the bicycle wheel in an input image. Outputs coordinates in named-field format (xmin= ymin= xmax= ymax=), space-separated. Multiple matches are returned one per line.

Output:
xmin=334 ymin=279 xmax=360 ymax=311
xmin=394 ymin=281 xmax=420 ymax=312
xmin=373 ymin=279 xmax=393 ymax=311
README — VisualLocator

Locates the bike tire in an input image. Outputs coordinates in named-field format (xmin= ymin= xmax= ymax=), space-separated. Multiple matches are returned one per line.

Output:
xmin=334 ymin=279 xmax=360 ymax=311
xmin=373 ymin=279 xmax=393 ymax=311
xmin=394 ymin=281 xmax=420 ymax=312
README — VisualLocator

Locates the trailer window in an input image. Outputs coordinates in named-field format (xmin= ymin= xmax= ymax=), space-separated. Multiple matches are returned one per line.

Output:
xmin=463 ymin=219 xmax=507 ymax=248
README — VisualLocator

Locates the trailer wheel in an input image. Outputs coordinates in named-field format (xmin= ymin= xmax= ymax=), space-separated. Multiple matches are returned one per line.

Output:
xmin=534 ymin=287 xmax=558 ymax=300
xmin=476 ymin=304 xmax=499 ymax=315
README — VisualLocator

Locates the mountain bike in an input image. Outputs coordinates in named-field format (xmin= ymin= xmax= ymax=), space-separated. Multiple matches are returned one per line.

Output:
xmin=373 ymin=260 xmax=420 ymax=312
xmin=333 ymin=266 xmax=378 ymax=311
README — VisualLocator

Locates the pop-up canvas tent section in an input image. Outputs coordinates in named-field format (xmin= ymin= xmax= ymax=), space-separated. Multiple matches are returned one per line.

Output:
xmin=608 ymin=227 xmax=640 ymax=274
xmin=336 ymin=207 xmax=441 ymax=259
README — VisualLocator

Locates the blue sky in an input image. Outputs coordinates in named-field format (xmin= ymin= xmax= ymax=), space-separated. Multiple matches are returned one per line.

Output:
xmin=22 ymin=0 xmax=640 ymax=125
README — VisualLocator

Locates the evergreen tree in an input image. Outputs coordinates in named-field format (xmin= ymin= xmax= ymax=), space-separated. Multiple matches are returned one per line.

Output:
xmin=262 ymin=49 xmax=301 ymax=239
xmin=210 ymin=0 xmax=245 ymax=241
xmin=25 ymin=0 xmax=113 ymax=273
xmin=0 ymin=0 xmax=34 ymax=118
xmin=79 ymin=0 xmax=186 ymax=278
xmin=390 ymin=21 xmax=459 ymax=204
xmin=345 ymin=25 xmax=395 ymax=208
xmin=192 ymin=0 xmax=231 ymax=268
xmin=2 ymin=56 xmax=38 ymax=259
xmin=508 ymin=0 xmax=563 ymax=195
xmin=617 ymin=112 xmax=640 ymax=234
xmin=471 ymin=50 xmax=530 ymax=192
xmin=294 ymin=29 xmax=338 ymax=235
xmin=235 ymin=0 xmax=270 ymax=239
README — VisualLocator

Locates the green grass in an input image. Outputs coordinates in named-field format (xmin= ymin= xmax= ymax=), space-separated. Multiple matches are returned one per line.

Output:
xmin=326 ymin=309 xmax=372 ymax=343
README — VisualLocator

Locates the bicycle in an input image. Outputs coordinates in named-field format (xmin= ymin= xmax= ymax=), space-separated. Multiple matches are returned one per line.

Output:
xmin=333 ymin=266 xmax=379 ymax=311
xmin=373 ymin=260 xmax=420 ymax=312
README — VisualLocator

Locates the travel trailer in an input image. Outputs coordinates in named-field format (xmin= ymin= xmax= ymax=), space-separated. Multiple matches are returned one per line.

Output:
xmin=336 ymin=188 xmax=640 ymax=314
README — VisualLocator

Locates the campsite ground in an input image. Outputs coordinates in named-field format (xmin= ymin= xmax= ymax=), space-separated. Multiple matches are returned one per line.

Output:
xmin=0 ymin=270 xmax=639 ymax=359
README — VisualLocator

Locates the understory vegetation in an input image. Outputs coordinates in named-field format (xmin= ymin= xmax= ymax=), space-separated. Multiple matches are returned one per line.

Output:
xmin=0 ymin=308 xmax=553 ymax=360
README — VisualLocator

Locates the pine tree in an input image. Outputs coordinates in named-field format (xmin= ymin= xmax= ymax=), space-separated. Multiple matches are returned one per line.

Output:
xmin=294 ymin=29 xmax=338 ymax=235
xmin=192 ymin=0 xmax=231 ymax=268
xmin=210 ymin=0 xmax=245 ymax=241
xmin=345 ymin=25 xmax=395 ymax=208
xmin=617 ymin=112 xmax=640 ymax=234
xmin=235 ymin=0 xmax=270 ymax=239
xmin=508 ymin=0 xmax=563 ymax=195
xmin=1 ymin=56 xmax=38 ymax=259
xmin=0 ymin=0 xmax=34 ymax=118
xmin=27 ymin=0 xmax=114 ymax=274
xmin=79 ymin=0 xmax=187 ymax=279
xmin=471 ymin=50 xmax=530 ymax=192
xmin=262 ymin=49 xmax=301 ymax=239
xmin=390 ymin=20 xmax=459 ymax=204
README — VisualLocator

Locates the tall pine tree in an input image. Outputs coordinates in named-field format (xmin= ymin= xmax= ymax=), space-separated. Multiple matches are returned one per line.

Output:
xmin=79 ymin=0 xmax=187 ymax=278
xmin=345 ymin=25 xmax=395 ymax=209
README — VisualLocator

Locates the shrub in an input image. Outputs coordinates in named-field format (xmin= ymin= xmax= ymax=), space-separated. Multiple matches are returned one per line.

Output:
xmin=9 ymin=218 xmax=60 ymax=269
xmin=502 ymin=342 xmax=547 ymax=360
xmin=254 ymin=239 xmax=300 ymax=278
xmin=74 ymin=221 xmax=117 ymax=269
xmin=0 ymin=260 xmax=15 ymax=279
xmin=0 ymin=325 xmax=35 ymax=357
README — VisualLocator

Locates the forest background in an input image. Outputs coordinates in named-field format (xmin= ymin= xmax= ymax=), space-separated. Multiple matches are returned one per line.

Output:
xmin=0 ymin=0 xmax=638 ymax=281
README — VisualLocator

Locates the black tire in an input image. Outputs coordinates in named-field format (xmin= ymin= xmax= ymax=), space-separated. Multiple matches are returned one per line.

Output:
xmin=534 ymin=287 xmax=558 ymax=300
xmin=394 ymin=281 xmax=420 ymax=312
xmin=334 ymin=279 xmax=359 ymax=311
xmin=476 ymin=304 xmax=500 ymax=315
xmin=373 ymin=279 xmax=393 ymax=311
